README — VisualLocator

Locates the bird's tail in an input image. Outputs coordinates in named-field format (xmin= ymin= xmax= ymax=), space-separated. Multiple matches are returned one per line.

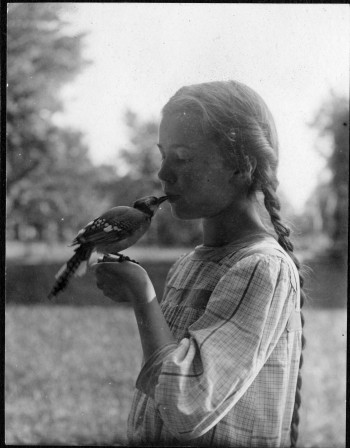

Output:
xmin=48 ymin=245 xmax=94 ymax=299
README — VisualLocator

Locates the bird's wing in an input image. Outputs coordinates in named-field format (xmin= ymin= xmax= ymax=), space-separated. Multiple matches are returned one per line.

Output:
xmin=71 ymin=207 xmax=145 ymax=246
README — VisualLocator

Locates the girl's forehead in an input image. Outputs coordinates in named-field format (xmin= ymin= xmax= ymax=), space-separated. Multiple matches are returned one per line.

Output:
xmin=159 ymin=111 xmax=206 ymax=144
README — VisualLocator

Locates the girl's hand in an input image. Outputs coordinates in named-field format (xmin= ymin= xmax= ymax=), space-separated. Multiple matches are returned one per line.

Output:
xmin=91 ymin=261 xmax=156 ymax=305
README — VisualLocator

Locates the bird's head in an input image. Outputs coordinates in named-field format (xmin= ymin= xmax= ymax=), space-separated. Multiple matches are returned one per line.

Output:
xmin=133 ymin=195 xmax=168 ymax=217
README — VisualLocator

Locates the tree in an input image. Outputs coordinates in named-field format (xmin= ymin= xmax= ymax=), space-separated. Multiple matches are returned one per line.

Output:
xmin=309 ymin=92 xmax=349 ymax=257
xmin=7 ymin=128 xmax=115 ymax=241
xmin=119 ymin=110 xmax=162 ymax=185
xmin=6 ymin=3 xmax=107 ymax=241
xmin=7 ymin=3 xmax=90 ymax=189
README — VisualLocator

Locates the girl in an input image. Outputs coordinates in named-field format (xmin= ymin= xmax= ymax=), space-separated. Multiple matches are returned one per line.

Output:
xmin=94 ymin=81 xmax=306 ymax=447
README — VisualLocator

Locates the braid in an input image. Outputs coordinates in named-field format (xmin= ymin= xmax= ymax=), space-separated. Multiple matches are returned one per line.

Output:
xmin=262 ymin=183 xmax=306 ymax=448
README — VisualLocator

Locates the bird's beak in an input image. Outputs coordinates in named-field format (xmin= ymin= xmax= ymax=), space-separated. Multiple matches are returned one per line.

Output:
xmin=157 ymin=196 xmax=169 ymax=205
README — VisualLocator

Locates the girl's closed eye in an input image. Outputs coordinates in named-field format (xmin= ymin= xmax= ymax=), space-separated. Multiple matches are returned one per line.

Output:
xmin=157 ymin=144 xmax=192 ymax=163
xmin=157 ymin=145 xmax=166 ymax=162
xmin=175 ymin=147 xmax=192 ymax=163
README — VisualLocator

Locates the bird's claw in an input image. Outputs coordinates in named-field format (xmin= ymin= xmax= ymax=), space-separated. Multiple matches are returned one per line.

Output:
xmin=98 ymin=254 xmax=140 ymax=265
xmin=116 ymin=253 xmax=140 ymax=265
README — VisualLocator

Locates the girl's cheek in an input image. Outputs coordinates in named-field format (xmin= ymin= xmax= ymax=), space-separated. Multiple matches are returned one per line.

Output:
xmin=182 ymin=171 xmax=198 ymax=186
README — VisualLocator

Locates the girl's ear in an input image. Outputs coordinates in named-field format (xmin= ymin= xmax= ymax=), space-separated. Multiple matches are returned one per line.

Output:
xmin=249 ymin=156 xmax=257 ymax=174
xmin=231 ymin=156 xmax=257 ymax=184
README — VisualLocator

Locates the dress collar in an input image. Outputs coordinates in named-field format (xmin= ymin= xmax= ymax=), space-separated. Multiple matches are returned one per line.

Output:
xmin=190 ymin=233 xmax=276 ymax=261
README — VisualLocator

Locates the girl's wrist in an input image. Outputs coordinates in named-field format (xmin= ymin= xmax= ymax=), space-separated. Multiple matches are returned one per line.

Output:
xmin=131 ymin=294 xmax=175 ymax=360
xmin=131 ymin=293 xmax=157 ymax=308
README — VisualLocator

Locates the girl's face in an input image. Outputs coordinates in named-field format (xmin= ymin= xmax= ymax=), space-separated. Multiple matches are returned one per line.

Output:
xmin=158 ymin=111 xmax=240 ymax=220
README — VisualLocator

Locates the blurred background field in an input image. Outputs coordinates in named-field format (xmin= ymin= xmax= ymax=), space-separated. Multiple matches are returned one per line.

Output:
xmin=5 ymin=3 xmax=348 ymax=447
xmin=4 ymin=305 xmax=347 ymax=447
xmin=5 ymin=243 xmax=347 ymax=446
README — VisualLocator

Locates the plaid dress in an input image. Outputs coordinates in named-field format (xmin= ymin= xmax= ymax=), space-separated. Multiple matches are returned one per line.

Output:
xmin=127 ymin=235 xmax=302 ymax=447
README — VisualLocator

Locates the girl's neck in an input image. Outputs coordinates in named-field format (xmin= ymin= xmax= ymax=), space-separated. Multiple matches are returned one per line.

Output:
xmin=201 ymin=198 xmax=268 ymax=247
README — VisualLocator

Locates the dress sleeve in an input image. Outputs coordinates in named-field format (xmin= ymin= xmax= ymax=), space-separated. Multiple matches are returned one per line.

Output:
xmin=152 ymin=254 xmax=297 ymax=440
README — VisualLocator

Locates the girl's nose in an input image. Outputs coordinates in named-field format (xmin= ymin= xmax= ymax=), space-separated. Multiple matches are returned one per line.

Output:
xmin=158 ymin=159 xmax=176 ymax=184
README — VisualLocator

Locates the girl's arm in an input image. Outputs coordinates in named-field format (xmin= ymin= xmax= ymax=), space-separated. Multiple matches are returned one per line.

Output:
xmin=133 ymin=297 xmax=176 ymax=360
xmin=93 ymin=261 xmax=176 ymax=360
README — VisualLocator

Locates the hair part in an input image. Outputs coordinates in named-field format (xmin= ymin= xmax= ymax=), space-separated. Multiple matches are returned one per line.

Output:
xmin=163 ymin=80 xmax=306 ymax=447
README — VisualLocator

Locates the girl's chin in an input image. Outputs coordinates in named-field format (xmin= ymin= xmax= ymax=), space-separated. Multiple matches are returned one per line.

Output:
xmin=170 ymin=203 xmax=200 ymax=220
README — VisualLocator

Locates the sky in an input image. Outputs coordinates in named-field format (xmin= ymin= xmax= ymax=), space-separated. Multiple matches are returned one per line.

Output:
xmin=55 ymin=3 xmax=349 ymax=212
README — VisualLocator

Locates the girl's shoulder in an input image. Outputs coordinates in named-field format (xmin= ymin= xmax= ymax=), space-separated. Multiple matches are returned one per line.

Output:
xmin=168 ymin=237 xmax=290 ymax=272
xmin=165 ymin=237 xmax=299 ymax=292
xmin=231 ymin=239 xmax=299 ymax=293
xmin=234 ymin=238 xmax=289 ymax=263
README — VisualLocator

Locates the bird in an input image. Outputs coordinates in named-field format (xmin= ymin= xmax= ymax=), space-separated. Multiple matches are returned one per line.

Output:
xmin=48 ymin=195 xmax=168 ymax=299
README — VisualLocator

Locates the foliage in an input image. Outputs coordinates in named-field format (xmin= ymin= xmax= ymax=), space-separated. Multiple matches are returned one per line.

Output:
xmin=119 ymin=110 xmax=163 ymax=186
xmin=7 ymin=3 xmax=89 ymax=190
xmin=308 ymin=92 xmax=349 ymax=257
xmin=6 ymin=3 xmax=115 ymax=241
xmin=104 ymin=111 xmax=163 ymax=209
xmin=8 ymin=129 xmax=116 ymax=241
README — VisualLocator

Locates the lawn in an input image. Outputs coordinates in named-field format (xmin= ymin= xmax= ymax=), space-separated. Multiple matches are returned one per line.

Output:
xmin=5 ymin=305 xmax=141 ymax=446
xmin=5 ymin=242 xmax=347 ymax=446
xmin=5 ymin=305 xmax=346 ymax=447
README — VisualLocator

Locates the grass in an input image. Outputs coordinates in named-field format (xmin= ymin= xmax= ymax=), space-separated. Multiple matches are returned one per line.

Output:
xmin=5 ymin=306 xmax=142 ymax=446
xmin=297 ymin=309 xmax=346 ymax=448
xmin=5 ymin=241 xmax=347 ymax=446
xmin=5 ymin=305 xmax=346 ymax=447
